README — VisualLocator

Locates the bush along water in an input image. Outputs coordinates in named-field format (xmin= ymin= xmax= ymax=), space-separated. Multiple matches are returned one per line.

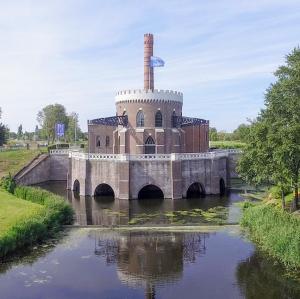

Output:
xmin=0 ymin=185 xmax=73 ymax=258
xmin=241 ymin=202 xmax=300 ymax=271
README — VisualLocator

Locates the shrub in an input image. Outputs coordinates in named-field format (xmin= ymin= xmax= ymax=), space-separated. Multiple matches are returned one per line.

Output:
xmin=0 ymin=174 xmax=16 ymax=194
xmin=269 ymin=185 xmax=291 ymax=200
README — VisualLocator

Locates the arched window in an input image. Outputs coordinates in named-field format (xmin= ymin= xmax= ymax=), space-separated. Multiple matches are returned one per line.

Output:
xmin=105 ymin=136 xmax=110 ymax=147
xmin=96 ymin=137 xmax=101 ymax=147
xmin=172 ymin=111 xmax=177 ymax=128
xmin=145 ymin=136 xmax=155 ymax=154
xmin=136 ymin=110 xmax=144 ymax=127
xmin=155 ymin=111 xmax=163 ymax=127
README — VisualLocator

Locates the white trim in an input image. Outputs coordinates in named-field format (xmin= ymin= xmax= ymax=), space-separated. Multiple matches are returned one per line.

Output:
xmin=115 ymin=89 xmax=183 ymax=103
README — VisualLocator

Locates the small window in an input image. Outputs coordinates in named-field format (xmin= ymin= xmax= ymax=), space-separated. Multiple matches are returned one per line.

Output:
xmin=96 ymin=137 xmax=101 ymax=147
xmin=172 ymin=111 xmax=177 ymax=128
xmin=136 ymin=110 xmax=144 ymax=127
xmin=155 ymin=111 xmax=163 ymax=127
xmin=106 ymin=136 xmax=110 ymax=147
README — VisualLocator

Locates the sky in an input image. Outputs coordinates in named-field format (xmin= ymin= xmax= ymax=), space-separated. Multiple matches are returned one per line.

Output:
xmin=0 ymin=0 xmax=300 ymax=132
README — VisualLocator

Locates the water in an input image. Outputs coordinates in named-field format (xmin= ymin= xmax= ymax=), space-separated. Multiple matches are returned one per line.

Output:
xmin=36 ymin=181 xmax=243 ymax=226
xmin=0 ymin=228 xmax=299 ymax=299
xmin=1 ymin=181 xmax=298 ymax=298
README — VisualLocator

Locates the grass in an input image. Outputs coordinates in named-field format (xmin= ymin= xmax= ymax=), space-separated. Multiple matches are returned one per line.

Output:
xmin=0 ymin=186 xmax=73 ymax=258
xmin=0 ymin=190 xmax=43 ymax=237
xmin=209 ymin=140 xmax=246 ymax=149
xmin=0 ymin=149 xmax=46 ymax=178
xmin=241 ymin=202 xmax=300 ymax=270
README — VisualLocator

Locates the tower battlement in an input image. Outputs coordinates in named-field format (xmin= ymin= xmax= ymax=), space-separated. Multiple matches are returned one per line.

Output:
xmin=115 ymin=89 xmax=183 ymax=103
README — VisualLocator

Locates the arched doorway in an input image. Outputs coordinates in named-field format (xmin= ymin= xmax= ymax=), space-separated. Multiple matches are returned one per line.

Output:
xmin=145 ymin=136 xmax=155 ymax=154
xmin=220 ymin=178 xmax=226 ymax=196
xmin=94 ymin=184 xmax=115 ymax=198
xmin=186 ymin=182 xmax=205 ymax=198
xmin=138 ymin=184 xmax=164 ymax=199
xmin=73 ymin=180 xmax=80 ymax=194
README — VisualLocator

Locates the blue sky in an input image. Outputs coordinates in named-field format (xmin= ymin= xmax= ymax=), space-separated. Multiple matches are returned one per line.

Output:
xmin=1 ymin=0 xmax=300 ymax=132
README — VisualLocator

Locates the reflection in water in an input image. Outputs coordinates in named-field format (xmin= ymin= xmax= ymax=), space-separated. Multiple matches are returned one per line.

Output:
xmin=0 ymin=228 xmax=299 ymax=299
xmin=93 ymin=231 xmax=209 ymax=298
xmin=36 ymin=181 xmax=242 ymax=226
xmin=236 ymin=252 xmax=300 ymax=299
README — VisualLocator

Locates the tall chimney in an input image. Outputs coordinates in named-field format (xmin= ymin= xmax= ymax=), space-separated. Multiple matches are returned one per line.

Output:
xmin=144 ymin=33 xmax=154 ymax=90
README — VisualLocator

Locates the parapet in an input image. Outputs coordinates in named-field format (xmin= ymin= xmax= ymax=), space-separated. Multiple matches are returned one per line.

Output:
xmin=115 ymin=89 xmax=183 ymax=104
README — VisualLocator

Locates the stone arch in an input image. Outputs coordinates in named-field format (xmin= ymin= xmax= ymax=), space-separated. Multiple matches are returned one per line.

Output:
xmin=138 ymin=184 xmax=164 ymax=199
xmin=219 ymin=178 xmax=226 ymax=196
xmin=73 ymin=179 xmax=80 ymax=194
xmin=136 ymin=110 xmax=144 ymax=127
xmin=94 ymin=183 xmax=115 ymax=198
xmin=186 ymin=182 xmax=205 ymax=198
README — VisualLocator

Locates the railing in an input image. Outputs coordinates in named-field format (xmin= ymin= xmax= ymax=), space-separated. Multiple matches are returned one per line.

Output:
xmin=129 ymin=154 xmax=172 ymax=161
xmin=65 ymin=150 xmax=240 ymax=161
xmin=88 ymin=115 xmax=128 ymax=127
xmin=49 ymin=149 xmax=70 ymax=155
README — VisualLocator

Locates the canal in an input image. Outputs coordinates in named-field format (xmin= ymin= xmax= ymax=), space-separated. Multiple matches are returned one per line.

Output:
xmin=0 ymin=182 xmax=299 ymax=298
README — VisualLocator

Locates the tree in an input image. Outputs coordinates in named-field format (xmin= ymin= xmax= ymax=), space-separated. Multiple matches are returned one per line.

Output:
xmin=209 ymin=127 xmax=218 ymax=141
xmin=66 ymin=112 xmax=82 ymax=143
xmin=238 ymin=47 xmax=300 ymax=210
xmin=0 ymin=107 xmax=9 ymax=146
xmin=37 ymin=104 xmax=68 ymax=143
xmin=17 ymin=124 xmax=23 ymax=140
xmin=233 ymin=124 xmax=251 ymax=142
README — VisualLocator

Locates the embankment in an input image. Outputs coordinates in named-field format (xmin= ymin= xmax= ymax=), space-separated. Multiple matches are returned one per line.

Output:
xmin=241 ymin=203 xmax=300 ymax=270
xmin=0 ymin=186 xmax=73 ymax=257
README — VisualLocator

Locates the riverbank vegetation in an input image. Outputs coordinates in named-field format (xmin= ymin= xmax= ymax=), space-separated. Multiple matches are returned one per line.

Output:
xmin=0 ymin=186 xmax=73 ymax=258
xmin=238 ymin=47 xmax=300 ymax=210
xmin=241 ymin=201 xmax=300 ymax=270
xmin=237 ymin=47 xmax=300 ymax=273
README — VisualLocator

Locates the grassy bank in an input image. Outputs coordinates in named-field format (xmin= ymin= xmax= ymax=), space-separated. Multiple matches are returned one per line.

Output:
xmin=0 ymin=149 xmax=45 ymax=178
xmin=0 ymin=186 xmax=73 ymax=258
xmin=241 ymin=202 xmax=300 ymax=270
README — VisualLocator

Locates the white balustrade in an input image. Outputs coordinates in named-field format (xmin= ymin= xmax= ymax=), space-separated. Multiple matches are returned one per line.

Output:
xmin=65 ymin=150 xmax=240 ymax=161
xmin=50 ymin=149 xmax=70 ymax=155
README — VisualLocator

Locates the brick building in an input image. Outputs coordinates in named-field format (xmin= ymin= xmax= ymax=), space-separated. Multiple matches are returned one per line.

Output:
xmin=88 ymin=33 xmax=209 ymax=155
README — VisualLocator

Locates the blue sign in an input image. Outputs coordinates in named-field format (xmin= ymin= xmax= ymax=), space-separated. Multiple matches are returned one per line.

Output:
xmin=55 ymin=123 xmax=65 ymax=137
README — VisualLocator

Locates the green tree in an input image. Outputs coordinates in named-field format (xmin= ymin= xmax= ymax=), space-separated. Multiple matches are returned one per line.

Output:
xmin=0 ymin=108 xmax=9 ymax=146
xmin=238 ymin=47 xmax=300 ymax=210
xmin=17 ymin=124 xmax=23 ymax=140
xmin=233 ymin=123 xmax=251 ymax=142
xmin=66 ymin=112 xmax=82 ymax=143
xmin=37 ymin=104 xmax=68 ymax=143
xmin=209 ymin=127 xmax=218 ymax=141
